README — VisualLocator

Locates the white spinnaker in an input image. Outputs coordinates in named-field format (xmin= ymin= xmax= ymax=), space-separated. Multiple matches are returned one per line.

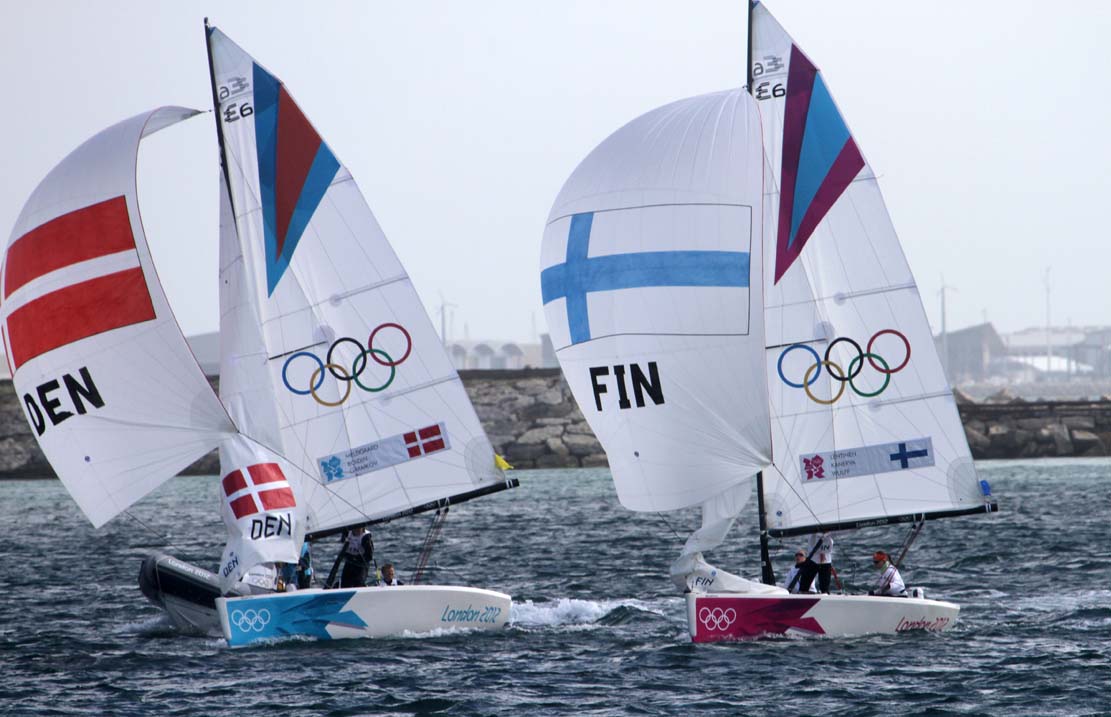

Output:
xmin=207 ymin=27 xmax=501 ymax=535
xmin=751 ymin=3 xmax=982 ymax=533
xmin=542 ymin=89 xmax=771 ymax=513
xmin=0 ymin=107 xmax=233 ymax=527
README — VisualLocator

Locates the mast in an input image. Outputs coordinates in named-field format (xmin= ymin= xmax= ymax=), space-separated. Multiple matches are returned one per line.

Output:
xmin=203 ymin=19 xmax=237 ymax=216
xmin=747 ymin=2 xmax=776 ymax=586
xmin=756 ymin=471 xmax=776 ymax=585
xmin=745 ymin=2 xmax=755 ymax=92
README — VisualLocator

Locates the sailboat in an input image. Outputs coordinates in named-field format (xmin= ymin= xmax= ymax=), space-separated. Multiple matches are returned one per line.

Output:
xmin=2 ymin=22 xmax=516 ymax=648
xmin=539 ymin=1 xmax=997 ymax=641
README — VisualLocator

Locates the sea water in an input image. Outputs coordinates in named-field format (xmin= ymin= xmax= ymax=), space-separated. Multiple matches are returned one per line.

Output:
xmin=1 ymin=460 xmax=1108 ymax=716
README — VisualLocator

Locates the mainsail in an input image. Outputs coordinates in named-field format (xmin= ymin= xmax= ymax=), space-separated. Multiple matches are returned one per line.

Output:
xmin=541 ymin=89 xmax=771 ymax=513
xmin=205 ymin=25 xmax=511 ymax=541
xmin=750 ymin=2 xmax=993 ymax=536
xmin=0 ymin=108 xmax=235 ymax=528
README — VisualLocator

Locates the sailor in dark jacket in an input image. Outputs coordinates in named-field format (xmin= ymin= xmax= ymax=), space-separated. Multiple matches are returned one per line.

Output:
xmin=339 ymin=526 xmax=374 ymax=588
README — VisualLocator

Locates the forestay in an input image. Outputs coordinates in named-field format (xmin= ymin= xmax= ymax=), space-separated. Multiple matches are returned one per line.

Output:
xmin=206 ymin=27 xmax=505 ymax=538
xmin=0 ymin=108 xmax=234 ymax=527
xmin=750 ymin=2 xmax=987 ymax=536
xmin=541 ymin=89 xmax=771 ymax=513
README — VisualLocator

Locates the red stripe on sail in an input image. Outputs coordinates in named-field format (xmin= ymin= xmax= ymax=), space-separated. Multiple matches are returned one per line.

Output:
xmin=407 ymin=445 xmax=422 ymax=458
xmin=229 ymin=494 xmax=258 ymax=520
xmin=418 ymin=425 xmax=441 ymax=440
xmin=274 ymin=88 xmax=323 ymax=259
xmin=259 ymin=487 xmax=297 ymax=510
xmin=422 ymin=438 xmax=446 ymax=454
xmin=5 ymin=267 xmax=155 ymax=370
xmin=222 ymin=469 xmax=248 ymax=495
xmin=246 ymin=462 xmax=286 ymax=485
xmin=403 ymin=432 xmax=417 ymax=444
xmin=4 ymin=196 xmax=135 ymax=299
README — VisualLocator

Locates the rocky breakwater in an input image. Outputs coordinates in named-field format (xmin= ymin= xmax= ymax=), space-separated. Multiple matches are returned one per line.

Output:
xmin=3 ymin=373 xmax=1108 ymax=477
xmin=461 ymin=369 xmax=606 ymax=469
xmin=956 ymin=390 xmax=1111 ymax=460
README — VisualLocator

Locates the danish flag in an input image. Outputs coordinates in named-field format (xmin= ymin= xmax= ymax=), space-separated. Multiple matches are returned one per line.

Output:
xmin=2 ymin=196 xmax=156 ymax=371
xmin=222 ymin=463 xmax=296 ymax=520
xmin=404 ymin=424 xmax=447 ymax=458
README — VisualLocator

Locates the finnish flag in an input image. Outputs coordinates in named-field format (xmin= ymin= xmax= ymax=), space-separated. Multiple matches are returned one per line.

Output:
xmin=540 ymin=204 xmax=754 ymax=351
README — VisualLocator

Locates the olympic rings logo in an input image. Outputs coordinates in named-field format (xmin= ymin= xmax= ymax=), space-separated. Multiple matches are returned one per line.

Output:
xmin=231 ymin=608 xmax=271 ymax=632
xmin=281 ymin=323 xmax=412 ymax=407
xmin=698 ymin=606 xmax=737 ymax=631
xmin=776 ymin=329 xmax=911 ymax=404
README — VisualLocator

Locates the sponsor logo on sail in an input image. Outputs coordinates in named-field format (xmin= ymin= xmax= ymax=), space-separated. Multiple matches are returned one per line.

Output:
xmin=281 ymin=324 xmax=412 ymax=406
xmin=317 ymin=422 xmax=450 ymax=483
xmin=800 ymin=438 xmax=934 ymax=482
xmin=777 ymin=330 xmax=911 ymax=404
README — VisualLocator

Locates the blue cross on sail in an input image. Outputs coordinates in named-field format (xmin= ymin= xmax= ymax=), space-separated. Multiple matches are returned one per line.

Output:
xmin=541 ymin=204 xmax=754 ymax=350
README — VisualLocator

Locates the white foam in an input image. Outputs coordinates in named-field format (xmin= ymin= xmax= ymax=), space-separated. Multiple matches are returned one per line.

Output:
xmin=510 ymin=597 xmax=667 ymax=628
xmin=120 ymin=614 xmax=176 ymax=634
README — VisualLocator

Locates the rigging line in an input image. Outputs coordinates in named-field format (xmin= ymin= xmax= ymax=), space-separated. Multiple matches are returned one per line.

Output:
xmin=657 ymin=513 xmax=683 ymax=541
xmin=124 ymin=509 xmax=176 ymax=547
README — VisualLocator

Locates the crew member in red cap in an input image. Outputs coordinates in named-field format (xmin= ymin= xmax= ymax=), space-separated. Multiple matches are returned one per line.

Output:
xmin=868 ymin=551 xmax=907 ymax=597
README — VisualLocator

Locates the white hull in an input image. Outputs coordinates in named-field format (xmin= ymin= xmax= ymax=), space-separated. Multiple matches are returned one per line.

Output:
xmin=686 ymin=592 xmax=959 ymax=642
xmin=217 ymin=584 xmax=511 ymax=647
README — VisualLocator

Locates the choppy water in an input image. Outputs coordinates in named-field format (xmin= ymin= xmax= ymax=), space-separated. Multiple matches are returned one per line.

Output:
xmin=1 ymin=460 xmax=1109 ymax=716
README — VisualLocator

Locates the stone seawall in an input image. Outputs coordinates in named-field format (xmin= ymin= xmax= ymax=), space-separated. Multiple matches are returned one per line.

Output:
xmin=1 ymin=372 xmax=1108 ymax=477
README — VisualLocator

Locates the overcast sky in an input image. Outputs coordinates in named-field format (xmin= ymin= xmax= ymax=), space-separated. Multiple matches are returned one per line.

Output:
xmin=4 ymin=1 xmax=1109 ymax=343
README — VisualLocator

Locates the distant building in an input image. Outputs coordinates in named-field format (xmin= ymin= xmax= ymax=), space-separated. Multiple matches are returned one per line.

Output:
xmin=1001 ymin=327 xmax=1103 ymax=379
xmin=933 ymin=323 xmax=1006 ymax=383
xmin=445 ymin=338 xmax=557 ymax=370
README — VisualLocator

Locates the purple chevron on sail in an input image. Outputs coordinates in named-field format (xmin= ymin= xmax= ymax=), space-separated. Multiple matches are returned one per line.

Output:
xmin=774 ymin=45 xmax=865 ymax=284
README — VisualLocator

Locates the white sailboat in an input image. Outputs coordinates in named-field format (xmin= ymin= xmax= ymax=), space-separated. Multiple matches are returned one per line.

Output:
xmin=2 ymin=22 xmax=515 ymax=647
xmin=540 ymin=1 xmax=997 ymax=641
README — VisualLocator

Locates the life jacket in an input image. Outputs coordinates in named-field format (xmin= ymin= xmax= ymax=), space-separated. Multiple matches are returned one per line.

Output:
xmin=344 ymin=532 xmax=373 ymax=565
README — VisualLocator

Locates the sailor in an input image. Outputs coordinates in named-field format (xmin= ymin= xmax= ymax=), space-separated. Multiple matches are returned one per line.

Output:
xmin=868 ymin=550 xmax=907 ymax=597
xmin=296 ymin=541 xmax=313 ymax=589
xmin=340 ymin=526 xmax=374 ymax=588
xmin=783 ymin=550 xmax=817 ymax=594
xmin=277 ymin=561 xmax=298 ymax=592
xmin=799 ymin=532 xmax=834 ymax=594
xmin=379 ymin=563 xmax=403 ymax=586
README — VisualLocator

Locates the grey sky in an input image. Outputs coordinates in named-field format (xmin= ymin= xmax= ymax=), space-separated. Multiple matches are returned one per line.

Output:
xmin=4 ymin=2 xmax=1109 ymax=343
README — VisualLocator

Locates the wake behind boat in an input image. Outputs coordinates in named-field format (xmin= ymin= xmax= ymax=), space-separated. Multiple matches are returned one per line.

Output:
xmin=2 ymin=21 xmax=516 ymax=646
xmin=539 ymin=1 xmax=996 ymax=642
